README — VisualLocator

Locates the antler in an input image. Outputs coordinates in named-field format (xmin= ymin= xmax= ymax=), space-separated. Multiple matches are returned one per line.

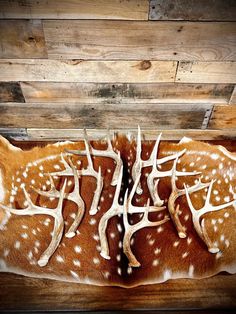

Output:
xmin=132 ymin=127 xmax=200 ymax=202
xmin=0 ymin=180 xmax=67 ymax=267
xmin=168 ymin=157 xmax=210 ymax=238
xmin=184 ymin=180 xmax=236 ymax=253
xmin=99 ymin=166 xmax=166 ymax=260
xmin=51 ymin=149 xmax=103 ymax=216
xmin=123 ymin=190 xmax=169 ymax=267
xmin=34 ymin=159 xmax=85 ymax=238
xmin=67 ymin=129 xmax=122 ymax=186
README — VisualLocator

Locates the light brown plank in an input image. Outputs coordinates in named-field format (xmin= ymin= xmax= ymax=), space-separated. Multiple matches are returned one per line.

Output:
xmin=149 ymin=0 xmax=236 ymax=21
xmin=0 ymin=273 xmax=235 ymax=311
xmin=21 ymin=82 xmax=234 ymax=104
xmin=25 ymin=128 xmax=236 ymax=141
xmin=0 ymin=82 xmax=25 ymax=102
xmin=229 ymin=86 xmax=236 ymax=104
xmin=0 ymin=60 xmax=176 ymax=83
xmin=0 ymin=20 xmax=47 ymax=59
xmin=0 ymin=0 xmax=149 ymax=20
xmin=43 ymin=21 xmax=236 ymax=61
xmin=0 ymin=103 xmax=211 ymax=129
xmin=176 ymin=62 xmax=236 ymax=84
xmin=208 ymin=105 xmax=236 ymax=129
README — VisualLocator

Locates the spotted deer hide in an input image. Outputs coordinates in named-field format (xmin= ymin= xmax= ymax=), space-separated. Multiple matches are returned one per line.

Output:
xmin=0 ymin=130 xmax=235 ymax=288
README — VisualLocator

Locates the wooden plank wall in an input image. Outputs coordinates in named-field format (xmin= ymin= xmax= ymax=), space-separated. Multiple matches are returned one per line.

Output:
xmin=0 ymin=0 xmax=236 ymax=140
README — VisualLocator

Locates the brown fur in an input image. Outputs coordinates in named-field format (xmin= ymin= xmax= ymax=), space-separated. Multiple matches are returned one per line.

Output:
xmin=0 ymin=135 xmax=235 ymax=287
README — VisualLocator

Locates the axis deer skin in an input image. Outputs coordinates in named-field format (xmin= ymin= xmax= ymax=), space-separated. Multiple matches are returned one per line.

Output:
xmin=0 ymin=131 xmax=235 ymax=288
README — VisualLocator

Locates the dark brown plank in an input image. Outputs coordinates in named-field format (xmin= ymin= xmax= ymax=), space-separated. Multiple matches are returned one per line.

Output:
xmin=0 ymin=103 xmax=211 ymax=129
xmin=0 ymin=0 xmax=149 ymax=20
xmin=0 ymin=273 xmax=235 ymax=311
xmin=21 ymin=82 xmax=234 ymax=104
xmin=208 ymin=105 xmax=236 ymax=129
xmin=0 ymin=82 xmax=25 ymax=102
xmin=0 ymin=20 xmax=47 ymax=59
xmin=43 ymin=20 xmax=236 ymax=61
xmin=149 ymin=0 xmax=236 ymax=21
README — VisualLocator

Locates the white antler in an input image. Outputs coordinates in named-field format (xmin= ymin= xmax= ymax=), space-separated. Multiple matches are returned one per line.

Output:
xmin=34 ymin=159 xmax=85 ymax=238
xmin=67 ymin=129 xmax=122 ymax=186
xmin=123 ymin=190 xmax=169 ymax=267
xmin=51 ymin=149 xmax=103 ymax=216
xmin=98 ymin=166 xmax=166 ymax=260
xmin=168 ymin=157 xmax=210 ymax=238
xmin=132 ymin=127 xmax=200 ymax=201
xmin=0 ymin=180 xmax=67 ymax=267
xmin=185 ymin=180 xmax=236 ymax=253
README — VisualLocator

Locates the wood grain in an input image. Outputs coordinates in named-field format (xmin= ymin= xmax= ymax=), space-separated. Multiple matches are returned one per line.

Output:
xmin=176 ymin=62 xmax=236 ymax=84
xmin=0 ymin=0 xmax=149 ymax=20
xmin=24 ymin=128 xmax=236 ymax=141
xmin=208 ymin=105 xmax=236 ymax=129
xmin=43 ymin=20 xmax=236 ymax=61
xmin=0 ymin=82 xmax=25 ymax=102
xmin=20 ymin=82 xmax=234 ymax=104
xmin=0 ymin=60 xmax=177 ymax=83
xmin=0 ymin=103 xmax=211 ymax=129
xmin=149 ymin=0 xmax=236 ymax=21
xmin=0 ymin=20 xmax=47 ymax=59
xmin=0 ymin=273 xmax=235 ymax=311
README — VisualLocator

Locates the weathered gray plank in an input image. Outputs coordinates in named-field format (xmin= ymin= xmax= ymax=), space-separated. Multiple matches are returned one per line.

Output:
xmin=149 ymin=0 xmax=236 ymax=21
xmin=25 ymin=128 xmax=236 ymax=141
xmin=0 ymin=60 xmax=177 ymax=83
xmin=20 ymin=82 xmax=234 ymax=104
xmin=0 ymin=82 xmax=25 ymax=102
xmin=0 ymin=273 xmax=235 ymax=311
xmin=0 ymin=103 xmax=211 ymax=129
xmin=0 ymin=20 xmax=47 ymax=58
xmin=208 ymin=105 xmax=236 ymax=129
xmin=0 ymin=0 xmax=149 ymax=20
xmin=43 ymin=20 xmax=236 ymax=61
xmin=176 ymin=62 xmax=236 ymax=84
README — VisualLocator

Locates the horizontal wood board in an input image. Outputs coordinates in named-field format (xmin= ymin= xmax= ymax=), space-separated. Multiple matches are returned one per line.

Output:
xmin=0 ymin=273 xmax=235 ymax=311
xmin=43 ymin=21 xmax=236 ymax=61
xmin=0 ymin=0 xmax=149 ymax=20
xmin=0 ymin=82 xmax=25 ymax=102
xmin=0 ymin=60 xmax=177 ymax=83
xmin=149 ymin=0 xmax=236 ymax=21
xmin=0 ymin=103 xmax=211 ymax=129
xmin=0 ymin=20 xmax=47 ymax=59
xmin=20 ymin=82 xmax=234 ymax=104
xmin=176 ymin=62 xmax=236 ymax=84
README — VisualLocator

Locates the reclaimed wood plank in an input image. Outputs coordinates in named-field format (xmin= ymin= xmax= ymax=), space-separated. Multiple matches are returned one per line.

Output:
xmin=43 ymin=20 xmax=236 ymax=61
xmin=0 ymin=82 xmax=25 ymax=102
xmin=0 ymin=273 xmax=235 ymax=311
xmin=20 ymin=82 xmax=234 ymax=104
xmin=25 ymin=128 xmax=236 ymax=141
xmin=0 ymin=20 xmax=47 ymax=59
xmin=229 ymin=86 xmax=236 ymax=104
xmin=0 ymin=0 xmax=149 ymax=20
xmin=0 ymin=103 xmax=211 ymax=129
xmin=176 ymin=62 xmax=236 ymax=84
xmin=208 ymin=105 xmax=236 ymax=129
xmin=149 ymin=0 xmax=236 ymax=21
xmin=0 ymin=60 xmax=176 ymax=83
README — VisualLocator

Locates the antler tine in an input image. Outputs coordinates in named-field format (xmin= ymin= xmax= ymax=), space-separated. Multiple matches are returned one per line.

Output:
xmin=106 ymin=128 xmax=113 ymax=150
xmin=123 ymin=190 xmax=169 ymax=267
xmin=205 ymin=179 xmax=215 ymax=205
xmin=89 ymin=166 xmax=103 ymax=215
xmin=157 ymin=148 xmax=186 ymax=166
xmin=83 ymin=128 xmax=94 ymax=170
xmin=98 ymin=165 xmax=123 ymax=260
xmin=131 ymin=126 xmax=143 ymax=195
xmin=50 ymin=153 xmax=73 ymax=176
